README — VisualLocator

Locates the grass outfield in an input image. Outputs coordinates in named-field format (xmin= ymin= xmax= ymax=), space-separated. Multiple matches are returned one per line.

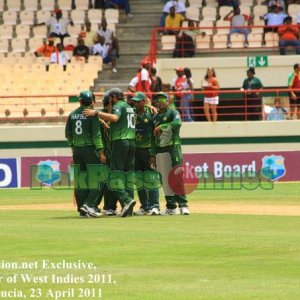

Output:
xmin=0 ymin=184 xmax=300 ymax=299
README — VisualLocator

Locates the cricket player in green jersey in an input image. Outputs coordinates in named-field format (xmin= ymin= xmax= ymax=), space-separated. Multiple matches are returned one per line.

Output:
xmin=65 ymin=90 xmax=106 ymax=218
xmin=83 ymin=88 xmax=136 ymax=217
xmin=96 ymin=92 xmax=119 ymax=216
xmin=131 ymin=92 xmax=160 ymax=216
xmin=152 ymin=92 xmax=190 ymax=215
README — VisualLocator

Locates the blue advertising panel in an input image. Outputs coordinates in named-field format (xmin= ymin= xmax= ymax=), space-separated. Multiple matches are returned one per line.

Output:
xmin=0 ymin=158 xmax=18 ymax=188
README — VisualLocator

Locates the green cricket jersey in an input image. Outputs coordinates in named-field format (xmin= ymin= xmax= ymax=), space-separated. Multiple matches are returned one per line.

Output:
xmin=101 ymin=109 xmax=111 ymax=154
xmin=135 ymin=106 xmax=154 ymax=149
xmin=152 ymin=106 xmax=182 ymax=150
xmin=110 ymin=100 xmax=135 ymax=141
xmin=65 ymin=106 xmax=103 ymax=151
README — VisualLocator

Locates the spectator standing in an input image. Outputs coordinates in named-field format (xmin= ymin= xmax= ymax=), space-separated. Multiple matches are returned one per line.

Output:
xmin=50 ymin=43 xmax=71 ymax=71
xmin=278 ymin=16 xmax=300 ymax=55
xmin=288 ymin=63 xmax=300 ymax=119
xmin=181 ymin=67 xmax=194 ymax=122
xmin=73 ymin=38 xmax=90 ymax=63
xmin=92 ymin=35 xmax=118 ymax=73
xmin=201 ymin=68 xmax=220 ymax=122
xmin=267 ymin=97 xmax=288 ymax=120
xmin=224 ymin=6 xmax=252 ymax=48
xmin=171 ymin=67 xmax=186 ymax=114
xmin=150 ymin=68 xmax=163 ymax=93
xmin=135 ymin=59 xmax=151 ymax=94
xmin=241 ymin=67 xmax=264 ymax=121
xmin=128 ymin=69 xmax=141 ymax=93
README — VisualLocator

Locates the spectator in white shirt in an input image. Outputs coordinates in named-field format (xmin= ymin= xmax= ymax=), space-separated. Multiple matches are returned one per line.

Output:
xmin=92 ymin=35 xmax=117 ymax=73
xmin=97 ymin=19 xmax=119 ymax=58
xmin=36 ymin=9 xmax=74 ymax=45
xmin=50 ymin=43 xmax=70 ymax=71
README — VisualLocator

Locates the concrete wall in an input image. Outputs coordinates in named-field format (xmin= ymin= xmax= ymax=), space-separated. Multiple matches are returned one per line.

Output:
xmin=0 ymin=121 xmax=299 ymax=157
xmin=155 ymin=55 xmax=297 ymax=89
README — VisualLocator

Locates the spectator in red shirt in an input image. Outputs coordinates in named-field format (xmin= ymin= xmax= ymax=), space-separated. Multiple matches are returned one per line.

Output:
xmin=201 ymin=68 xmax=220 ymax=122
xmin=278 ymin=16 xmax=300 ymax=55
xmin=34 ymin=38 xmax=56 ymax=58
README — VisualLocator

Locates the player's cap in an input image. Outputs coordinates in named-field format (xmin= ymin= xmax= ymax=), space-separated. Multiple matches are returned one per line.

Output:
xmin=54 ymin=9 xmax=62 ymax=14
xmin=175 ymin=67 xmax=184 ymax=72
xmin=109 ymin=87 xmax=124 ymax=98
xmin=79 ymin=90 xmax=94 ymax=105
xmin=131 ymin=92 xmax=146 ymax=102
xmin=154 ymin=92 xmax=168 ymax=101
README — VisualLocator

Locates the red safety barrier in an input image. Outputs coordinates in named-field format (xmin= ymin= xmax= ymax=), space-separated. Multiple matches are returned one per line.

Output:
xmin=0 ymin=88 xmax=299 ymax=123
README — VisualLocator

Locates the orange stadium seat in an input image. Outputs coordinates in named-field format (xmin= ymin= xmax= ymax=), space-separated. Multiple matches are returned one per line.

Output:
xmin=202 ymin=7 xmax=217 ymax=22
xmin=196 ymin=34 xmax=211 ymax=49
xmin=248 ymin=33 xmax=263 ymax=48
xmin=37 ymin=11 xmax=51 ymax=24
xmin=33 ymin=25 xmax=48 ymax=39
xmin=88 ymin=9 xmax=103 ymax=24
xmin=0 ymin=0 xmax=4 ymax=12
xmin=265 ymin=32 xmax=279 ymax=48
xmin=0 ymin=25 xmax=14 ymax=40
xmin=199 ymin=21 xmax=214 ymax=35
xmin=11 ymin=39 xmax=27 ymax=53
xmin=213 ymin=34 xmax=227 ymax=49
xmin=71 ymin=10 xmax=86 ymax=25
xmin=15 ymin=25 xmax=31 ymax=39
xmin=216 ymin=20 xmax=230 ymax=35
xmin=7 ymin=0 xmax=21 ymax=11
xmin=185 ymin=7 xmax=200 ymax=22
xmin=105 ymin=9 xmax=119 ymax=24
xmin=231 ymin=33 xmax=245 ymax=48
xmin=76 ymin=0 xmax=90 ymax=10
xmin=20 ymin=11 xmax=35 ymax=25
xmin=3 ymin=11 xmax=18 ymax=25
xmin=0 ymin=39 xmax=9 ymax=53
xmin=23 ymin=0 xmax=39 ymax=11
xmin=58 ymin=0 xmax=73 ymax=11
xmin=161 ymin=35 xmax=176 ymax=50
xmin=40 ymin=0 xmax=55 ymax=11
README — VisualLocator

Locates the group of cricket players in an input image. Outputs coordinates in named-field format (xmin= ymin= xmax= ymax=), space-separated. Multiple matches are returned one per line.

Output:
xmin=65 ymin=88 xmax=190 ymax=218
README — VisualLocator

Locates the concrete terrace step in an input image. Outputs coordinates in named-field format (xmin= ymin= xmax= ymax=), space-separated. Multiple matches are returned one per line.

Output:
xmin=95 ymin=0 xmax=163 ymax=92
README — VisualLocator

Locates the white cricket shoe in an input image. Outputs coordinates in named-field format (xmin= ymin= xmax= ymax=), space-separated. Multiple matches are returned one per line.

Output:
xmin=120 ymin=199 xmax=136 ymax=217
xmin=149 ymin=207 xmax=160 ymax=216
xmin=104 ymin=209 xmax=117 ymax=216
xmin=80 ymin=204 xmax=102 ymax=218
xmin=180 ymin=207 xmax=190 ymax=215
xmin=134 ymin=208 xmax=150 ymax=216
xmin=160 ymin=208 xmax=179 ymax=216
